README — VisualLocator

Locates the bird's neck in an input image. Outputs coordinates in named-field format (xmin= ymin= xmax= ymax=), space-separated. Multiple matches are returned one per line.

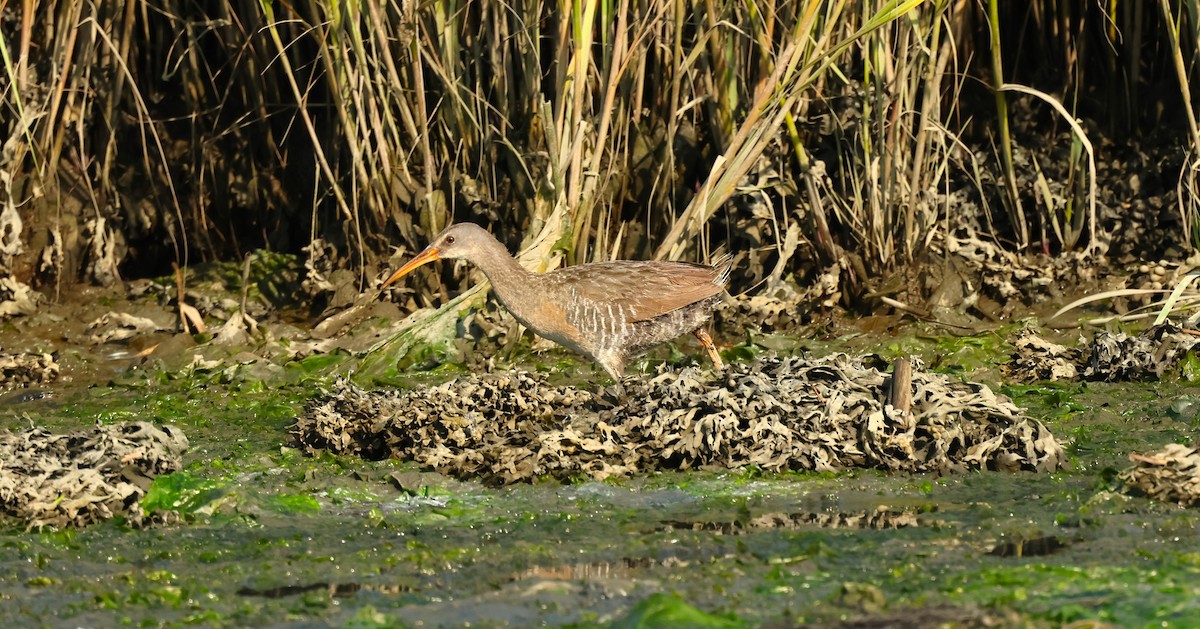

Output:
xmin=470 ymin=234 xmax=534 ymax=300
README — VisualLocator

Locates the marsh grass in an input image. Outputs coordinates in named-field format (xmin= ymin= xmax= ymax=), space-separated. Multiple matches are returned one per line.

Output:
xmin=2 ymin=0 xmax=1200 ymax=318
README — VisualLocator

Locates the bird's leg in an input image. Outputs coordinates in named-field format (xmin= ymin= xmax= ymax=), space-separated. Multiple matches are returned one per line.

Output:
xmin=502 ymin=321 xmax=528 ymax=366
xmin=595 ymin=353 xmax=633 ymax=402
xmin=693 ymin=328 xmax=724 ymax=370
xmin=608 ymin=380 xmax=628 ymax=402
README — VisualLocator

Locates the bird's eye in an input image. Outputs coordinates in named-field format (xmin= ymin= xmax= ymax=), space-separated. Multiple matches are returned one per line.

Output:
xmin=446 ymin=236 xmax=456 ymax=245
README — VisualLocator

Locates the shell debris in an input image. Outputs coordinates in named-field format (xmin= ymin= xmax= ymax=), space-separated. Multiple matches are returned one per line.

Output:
xmin=1005 ymin=324 xmax=1200 ymax=384
xmin=0 ymin=351 xmax=59 ymax=387
xmin=0 ymin=422 xmax=189 ymax=529
xmin=1083 ymin=325 xmax=1200 ymax=381
xmin=1121 ymin=444 xmax=1200 ymax=506
xmin=294 ymin=354 xmax=1067 ymax=484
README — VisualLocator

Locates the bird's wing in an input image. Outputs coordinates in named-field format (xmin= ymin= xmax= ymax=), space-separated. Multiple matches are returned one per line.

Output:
xmin=558 ymin=261 xmax=726 ymax=322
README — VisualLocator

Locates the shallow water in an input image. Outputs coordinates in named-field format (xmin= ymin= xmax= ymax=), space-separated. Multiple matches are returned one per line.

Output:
xmin=2 ymin=331 xmax=1200 ymax=627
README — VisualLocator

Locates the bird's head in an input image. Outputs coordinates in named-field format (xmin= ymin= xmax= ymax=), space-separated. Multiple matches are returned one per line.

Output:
xmin=380 ymin=223 xmax=490 ymax=289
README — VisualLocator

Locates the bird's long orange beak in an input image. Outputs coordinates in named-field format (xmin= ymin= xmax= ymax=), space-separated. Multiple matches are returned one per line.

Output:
xmin=381 ymin=246 xmax=441 ymax=289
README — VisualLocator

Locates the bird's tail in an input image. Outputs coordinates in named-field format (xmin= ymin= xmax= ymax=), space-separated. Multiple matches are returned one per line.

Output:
xmin=709 ymin=251 xmax=734 ymax=288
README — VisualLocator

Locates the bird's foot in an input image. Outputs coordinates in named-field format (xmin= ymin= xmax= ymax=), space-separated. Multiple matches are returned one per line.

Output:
xmin=599 ymin=380 xmax=629 ymax=406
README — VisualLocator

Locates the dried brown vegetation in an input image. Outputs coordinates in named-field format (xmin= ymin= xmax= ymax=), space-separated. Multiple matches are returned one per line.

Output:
xmin=2 ymin=1 xmax=1197 ymax=328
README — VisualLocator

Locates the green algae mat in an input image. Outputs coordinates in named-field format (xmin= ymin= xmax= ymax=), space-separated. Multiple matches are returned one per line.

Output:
xmin=3 ymin=333 xmax=1200 ymax=627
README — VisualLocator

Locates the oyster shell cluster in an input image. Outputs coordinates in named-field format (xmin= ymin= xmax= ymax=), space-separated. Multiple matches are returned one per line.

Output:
xmin=294 ymin=354 xmax=1066 ymax=484
xmin=1002 ymin=331 xmax=1083 ymax=382
xmin=1122 ymin=444 xmax=1200 ymax=506
xmin=1006 ymin=324 xmax=1200 ymax=383
xmin=0 ymin=422 xmax=188 ymax=529
xmin=1083 ymin=325 xmax=1200 ymax=381
xmin=0 ymin=351 xmax=59 ymax=387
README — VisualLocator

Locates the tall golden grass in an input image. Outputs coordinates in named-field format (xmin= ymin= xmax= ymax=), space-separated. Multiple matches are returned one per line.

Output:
xmin=0 ymin=0 xmax=1197 ymax=305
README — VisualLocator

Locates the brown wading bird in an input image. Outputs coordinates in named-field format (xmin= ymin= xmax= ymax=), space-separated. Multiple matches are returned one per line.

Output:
xmin=381 ymin=223 xmax=731 ymax=380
